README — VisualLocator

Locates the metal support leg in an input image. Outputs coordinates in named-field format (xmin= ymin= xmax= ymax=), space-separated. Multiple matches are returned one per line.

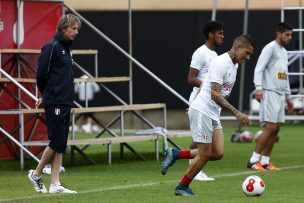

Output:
xmin=108 ymin=143 xmax=112 ymax=165
xmin=120 ymin=111 xmax=124 ymax=159
xmin=19 ymin=113 xmax=24 ymax=170
xmin=163 ymin=106 xmax=167 ymax=129
xmin=155 ymin=139 xmax=159 ymax=161
xmin=70 ymin=113 xmax=75 ymax=164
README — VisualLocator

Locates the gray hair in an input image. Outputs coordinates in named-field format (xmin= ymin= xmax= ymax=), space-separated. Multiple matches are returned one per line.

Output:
xmin=56 ymin=14 xmax=81 ymax=34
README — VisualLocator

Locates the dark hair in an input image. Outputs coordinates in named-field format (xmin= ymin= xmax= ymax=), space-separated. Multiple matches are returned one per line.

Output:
xmin=277 ymin=22 xmax=293 ymax=33
xmin=233 ymin=34 xmax=256 ymax=48
xmin=203 ymin=21 xmax=224 ymax=39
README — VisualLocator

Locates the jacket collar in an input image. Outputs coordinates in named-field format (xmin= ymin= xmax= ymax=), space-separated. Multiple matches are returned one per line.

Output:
xmin=54 ymin=34 xmax=72 ymax=49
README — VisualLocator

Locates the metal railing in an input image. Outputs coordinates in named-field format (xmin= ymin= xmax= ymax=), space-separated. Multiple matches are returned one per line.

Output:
xmin=64 ymin=3 xmax=189 ymax=106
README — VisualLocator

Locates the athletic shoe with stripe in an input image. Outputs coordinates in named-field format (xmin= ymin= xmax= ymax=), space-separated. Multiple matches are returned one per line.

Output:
xmin=28 ymin=169 xmax=48 ymax=193
xmin=247 ymin=161 xmax=266 ymax=171
xmin=175 ymin=183 xmax=195 ymax=196
xmin=263 ymin=162 xmax=281 ymax=171
xmin=160 ymin=147 xmax=177 ymax=175
xmin=49 ymin=184 xmax=77 ymax=194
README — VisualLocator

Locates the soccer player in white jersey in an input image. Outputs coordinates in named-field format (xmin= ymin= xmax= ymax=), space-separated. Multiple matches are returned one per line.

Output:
xmin=161 ymin=35 xmax=255 ymax=196
xmin=187 ymin=21 xmax=224 ymax=181
xmin=247 ymin=23 xmax=294 ymax=171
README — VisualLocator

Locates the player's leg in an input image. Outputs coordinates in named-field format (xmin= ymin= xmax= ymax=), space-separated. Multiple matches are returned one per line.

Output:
xmin=175 ymin=143 xmax=212 ymax=196
xmin=260 ymin=124 xmax=279 ymax=156
xmin=34 ymin=147 xmax=55 ymax=176
xmin=51 ymin=153 xmax=62 ymax=185
xmin=28 ymin=105 xmax=61 ymax=193
xmin=260 ymin=123 xmax=281 ymax=170
xmin=174 ymin=110 xmax=213 ymax=196
xmin=210 ymin=123 xmax=224 ymax=161
xmin=190 ymin=136 xmax=214 ymax=181
xmin=261 ymin=93 xmax=285 ymax=170
xmin=192 ymin=125 xmax=223 ymax=181
xmin=49 ymin=153 xmax=76 ymax=193
xmin=186 ymin=143 xmax=212 ymax=177
xmin=28 ymin=146 xmax=54 ymax=193
xmin=161 ymin=108 xmax=201 ymax=175
xmin=247 ymin=122 xmax=277 ymax=171
xmin=260 ymin=92 xmax=284 ymax=170
xmin=248 ymin=91 xmax=281 ymax=171
xmin=46 ymin=105 xmax=76 ymax=193
xmin=190 ymin=123 xmax=217 ymax=181
xmin=255 ymin=122 xmax=278 ymax=153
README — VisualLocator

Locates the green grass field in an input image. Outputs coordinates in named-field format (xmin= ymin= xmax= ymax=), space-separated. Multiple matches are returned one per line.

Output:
xmin=0 ymin=124 xmax=303 ymax=203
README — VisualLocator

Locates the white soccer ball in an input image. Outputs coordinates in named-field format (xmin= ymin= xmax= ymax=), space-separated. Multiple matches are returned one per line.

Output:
xmin=254 ymin=130 xmax=280 ymax=142
xmin=254 ymin=130 xmax=263 ymax=142
xmin=239 ymin=131 xmax=254 ymax=143
xmin=242 ymin=175 xmax=265 ymax=196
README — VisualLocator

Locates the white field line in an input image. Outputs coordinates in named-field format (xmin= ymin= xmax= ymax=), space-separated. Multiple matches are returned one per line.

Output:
xmin=0 ymin=165 xmax=303 ymax=202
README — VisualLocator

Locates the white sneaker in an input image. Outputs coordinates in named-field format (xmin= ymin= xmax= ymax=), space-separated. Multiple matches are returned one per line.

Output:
xmin=189 ymin=159 xmax=215 ymax=181
xmin=28 ymin=170 xmax=48 ymax=193
xmin=49 ymin=184 xmax=77 ymax=194
xmin=193 ymin=171 xmax=215 ymax=181
xmin=42 ymin=164 xmax=65 ymax=175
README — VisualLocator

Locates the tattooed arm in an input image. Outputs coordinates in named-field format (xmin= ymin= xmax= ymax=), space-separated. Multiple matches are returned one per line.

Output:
xmin=210 ymin=82 xmax=251 ymax=125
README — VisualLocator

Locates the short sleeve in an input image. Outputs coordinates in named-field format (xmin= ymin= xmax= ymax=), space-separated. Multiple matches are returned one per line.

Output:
xmin=208 ymin=59 xmax=227 ymax=85
xmin=190 ymin=48 xmax=205 ymax=71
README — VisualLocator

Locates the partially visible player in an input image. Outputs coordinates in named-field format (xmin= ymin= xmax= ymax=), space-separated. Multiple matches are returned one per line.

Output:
xmin=247 ymin=22 xmax=294 ymax=171
xmin=161 ymin=35 xmax=255 ymax=196
xmin=187 ymin=21 xmax=224 ymax=181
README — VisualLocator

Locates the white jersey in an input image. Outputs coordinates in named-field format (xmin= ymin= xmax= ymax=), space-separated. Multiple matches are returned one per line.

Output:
xmin=190 ymin=53 xmax=238 ymax=121
xmin=254 ymin=40 xmax=291 ymax=98
xmin=189 ymin=44 xmax=218 ymax=103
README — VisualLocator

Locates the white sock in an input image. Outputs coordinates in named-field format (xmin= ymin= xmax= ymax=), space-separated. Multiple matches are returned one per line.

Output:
xmin=260 ymin=156 xmax=270 ymax=166
xmin=249 ymin=152 xmax=261 ymax=163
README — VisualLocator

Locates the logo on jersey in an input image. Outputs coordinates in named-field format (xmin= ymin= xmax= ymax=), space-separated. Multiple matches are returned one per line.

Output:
xmin=222 ymin=82 xmax=234 ymax=91
xmin=203 ymin=135 xmax=208 ymax=140
xmin=277 ymin=72 xmax=287 ymax=80
xmin=54 ymin=108 xmax=60 ymax=115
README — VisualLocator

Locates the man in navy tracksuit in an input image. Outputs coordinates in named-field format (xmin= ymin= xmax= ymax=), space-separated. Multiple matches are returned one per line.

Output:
xmin=28 ymin=14 xmax=81 ymax=194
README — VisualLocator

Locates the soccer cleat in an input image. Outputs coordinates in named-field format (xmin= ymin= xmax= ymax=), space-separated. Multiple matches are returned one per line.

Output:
xmin=28 ymin=169 xmax=48 ymax=193
xmin=247 ymin=161 xmax=266 ymax=171
xmin=175 ymin=183 xmax=195 ymax=196
xmin=49 ymin=184 xmax=77 ymax=194
xmin=193 ymin=171 xmax=215 ymax=181
xmin=160 ymin=147 xmax=177 ymax=175
xmin=263 ymin=162 xmax=281 ymax=171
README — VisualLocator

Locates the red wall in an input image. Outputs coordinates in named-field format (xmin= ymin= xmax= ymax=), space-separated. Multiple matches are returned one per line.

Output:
xmin=0 ymin=0 xmax=62 ymax=160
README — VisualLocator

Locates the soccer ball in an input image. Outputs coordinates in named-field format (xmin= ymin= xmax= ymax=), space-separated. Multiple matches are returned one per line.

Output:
xmin=239 ymin=131 xmax=254 ymax=143
xmin=254 ymin=130 xmax=280 ymax=142
xmin=254 ymin=130 xmax=263 ymax=141
xmin=230 ymin=131 xmax=254 ymax=143
xmin=242 ymin=175 xmax=265 ymax=196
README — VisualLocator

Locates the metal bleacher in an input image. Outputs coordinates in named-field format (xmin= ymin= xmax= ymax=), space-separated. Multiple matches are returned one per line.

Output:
xmin=0 ymin=2 xmax=192 ymax=170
